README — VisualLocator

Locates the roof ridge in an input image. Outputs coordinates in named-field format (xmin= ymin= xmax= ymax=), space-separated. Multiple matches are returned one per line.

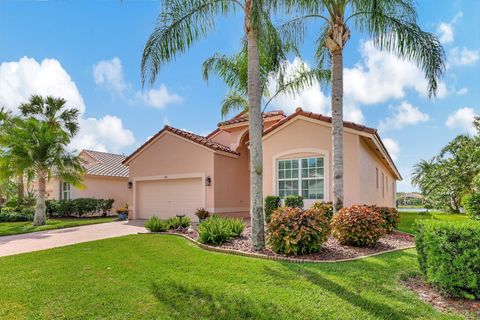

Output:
xmin=83 ymin=149 xmax=126 ymax=158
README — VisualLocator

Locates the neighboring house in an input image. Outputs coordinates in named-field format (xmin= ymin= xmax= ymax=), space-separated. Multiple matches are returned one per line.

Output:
xmin=46 ymin=150 xmax=130 ymax=209
xmin=123 ymin=108 xmax=401 ymax=221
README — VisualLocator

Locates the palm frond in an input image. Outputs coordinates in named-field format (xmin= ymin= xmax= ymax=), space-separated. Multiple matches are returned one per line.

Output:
xmin=141 ymin=0 xmax=237 ymax=86
xmin=220 ymin=92 xmax=249 ymax=118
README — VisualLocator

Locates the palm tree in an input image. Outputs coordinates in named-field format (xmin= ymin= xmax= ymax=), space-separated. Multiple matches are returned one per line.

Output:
xmin=0 ymin=118 xmax=84 ymax=225
xmin=141 ymin=0 xmax=286 ymax=250
xmin=202 ymin=29 xmax=330 ymax=117
xmin=19 ymin=95 xmax=80 ymax=138
xmin=283 ymin=0 xmax=445 ymax=211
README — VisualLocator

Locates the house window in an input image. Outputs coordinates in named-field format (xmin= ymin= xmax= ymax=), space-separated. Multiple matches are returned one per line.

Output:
xmin=376 ymin=168 xmax=379 ymax=189
xmin=277 ymin=157 xmax=324 ymax=200
xmin=62 ymin=182 xmax=71 ymax=200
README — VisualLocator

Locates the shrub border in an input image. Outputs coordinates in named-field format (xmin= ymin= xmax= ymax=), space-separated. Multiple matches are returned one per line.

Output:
xmin=139 ymin=232 xmax=415 ymax=264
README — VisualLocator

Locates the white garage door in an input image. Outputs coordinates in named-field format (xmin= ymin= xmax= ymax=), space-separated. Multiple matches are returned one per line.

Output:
xmin=136 ymin=178 xmax=203 ymax=220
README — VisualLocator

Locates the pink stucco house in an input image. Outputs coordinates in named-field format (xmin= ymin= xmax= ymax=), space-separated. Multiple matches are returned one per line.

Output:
xmin=123 ymin=108 xmax=401 ymax=221
xmin=46 ymin=149 xmax=130 ymax=209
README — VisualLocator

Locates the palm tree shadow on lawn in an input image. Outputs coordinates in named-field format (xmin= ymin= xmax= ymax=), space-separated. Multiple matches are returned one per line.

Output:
xmin=261 ymin=254 xmax=424 ymax=320
xmin=151 ymin=280 xmax=281 ymax=320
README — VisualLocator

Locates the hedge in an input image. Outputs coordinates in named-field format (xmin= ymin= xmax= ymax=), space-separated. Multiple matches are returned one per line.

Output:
xmin=461 ymin=193 xmax=480 ymax=220
xmin=264 ymin=196 xmax=281 ymax=223
xmin=284 ymin=195 xmax=304 ymax=208
xmin=46 ymin=198 xmax=114 ymax=217
xmin=0 ymin=207 xmax=34 ymax=222
xmin=416 ymin=220 xmax=480 ymax=299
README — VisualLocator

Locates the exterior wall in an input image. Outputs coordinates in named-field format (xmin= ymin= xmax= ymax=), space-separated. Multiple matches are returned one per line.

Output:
xmin=263 ymin=117 xmax=363 ymax=207
xmin=45 ymin=176 xmax=129 ymax=209
xmin=213 ymin=142 xmax=250 ymax=217
xmin=71 ymin=176 xmax=129 ymax=209
xmin=127 ymin=132 xmax=216 ymax=218
xmin=359 ymin=138 xmax=397 ymax=207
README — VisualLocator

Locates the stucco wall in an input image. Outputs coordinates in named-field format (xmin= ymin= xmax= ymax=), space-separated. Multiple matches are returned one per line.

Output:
xmin=263 ymin=116 xmax=370 ymax=207
xmin=46 ymin=176 xmax=129 ymax=209
xmin=213 ymin=142 xmax=250 ymax=216
xmin=126 ymin=132 xmax=216 ymax=217
xmin=359 ymin=138 xmax=397 ymax=207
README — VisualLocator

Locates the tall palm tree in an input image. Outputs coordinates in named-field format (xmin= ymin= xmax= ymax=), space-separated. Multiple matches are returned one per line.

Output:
xmin=283 ymin=0 xmax=445 ymax=211
xmin=19 ymin=95 xmax=80 ymax=138
xmin=142 ymin=0 xmax=285 ymax=250
xmin=202 ymin=29 xmax=330 ymax=117
xmin=0 ymin=118 xmax=84 ymax=225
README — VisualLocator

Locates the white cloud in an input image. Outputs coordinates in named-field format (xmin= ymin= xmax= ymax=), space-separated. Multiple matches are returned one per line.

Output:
xmin=446 ymin=107 xmax=478 ymax=135
xmin=93 ymin=57 xmax=128 ymax=95
xmin=344 ymin=41 xmax=448 ymax=104
xmin=437 ymin=11 xmax=463 ymax=44
xmin=70 ymin=115 xmax=135 ymax=153
xmin=448 ymin=47 xmax=480 ymax=66
xmin=268 ymin=58 xmax=364 ymax=123
xmin=383 ymin=138 xmax=399 ymax=161
xmin=1 ymin=57 xmax=135 ymax=154
xmin=456 ymin=87 xmax=468 ymax=96
xmin=379 ymin=101 xmax=429 ymax=132
xmin=134 ymin=84 xmax=183 ymax=109
xmin=0 ymin=57 xmax=85 ymax=113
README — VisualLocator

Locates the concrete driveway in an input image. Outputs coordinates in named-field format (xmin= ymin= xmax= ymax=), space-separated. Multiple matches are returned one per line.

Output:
xmin=0 ymin=220 xmax=147 ymax=258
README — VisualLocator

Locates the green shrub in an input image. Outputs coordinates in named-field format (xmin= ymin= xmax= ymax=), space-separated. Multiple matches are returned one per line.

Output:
xmin=331 ymin=205 xmax=386 ymax=247
xmin=198 ymin=215 xmax=232 ymax=245
xmin=268 ymin=207 xmax=330 ymax=255
xmin=145 ymin=216 xmax=170 ymax=232
xmin=99 ymin=199 xmax=115 ymax=216
xmin=416 ymin=220 xmax=480 ymax=299
xmin=311 ymin=201 xmax=334 ymax=220
xmin=461 ymin=193 xmax=480 ymax=220
xmin=284 ymin=195 xmax=304 ymax=208
xmin=198 ymin=215 xmax=245 ymax=245
xmin=224 ymin=218 xmax=245 ymax=237
xmin=167 ymin=216 xmax=191 ymax=229
xmin=264 ymin=196 xmax=281 ymax=223
xmin=367 ymin=205 xmax=400 ymax=232
xmin=0 ymin=207 xmax=34 ymax=222
xmin=195 ymin=208 xmax=210 ymax=220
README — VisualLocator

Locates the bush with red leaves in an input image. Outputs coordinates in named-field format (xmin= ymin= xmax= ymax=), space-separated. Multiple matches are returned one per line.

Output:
xmin=268 ymin=207 xmax=330 ymax=255
xmin=332 ymin=205 xmax=386 ymax=247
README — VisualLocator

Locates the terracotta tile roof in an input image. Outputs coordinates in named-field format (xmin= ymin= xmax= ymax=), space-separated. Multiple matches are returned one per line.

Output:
xmin=81 ymin=150 xmax=129 ymax=178
xmin=218 ymin=110 xmax=285 ymax=126
xmin=263 ymin=107 xmax=377 ymax=136
xmin=123 ymin=125 xmax=239 ymax=164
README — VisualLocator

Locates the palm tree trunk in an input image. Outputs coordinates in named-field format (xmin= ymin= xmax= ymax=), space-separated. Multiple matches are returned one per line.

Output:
xmin=331 ymin=49 xmax=344 ymax=212
xmin=245 ymin=0 xmax=265 ymax=250
xmin=17 ymin=174 xmax=24 ymax=202
xmin=33 ymin=171 xmax=47 ymax=226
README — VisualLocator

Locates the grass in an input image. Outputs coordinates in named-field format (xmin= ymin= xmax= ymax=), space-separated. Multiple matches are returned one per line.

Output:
xmin=0 ymin=235 xmax=463 ymax=320
xmin=0 ymin=216 xmax=117 ymax=237
xmin=398 ymin=211 xmax=469 ymax=234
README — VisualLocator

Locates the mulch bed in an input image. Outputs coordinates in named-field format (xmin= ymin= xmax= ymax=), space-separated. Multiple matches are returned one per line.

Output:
xmin=401 ymin=275 xmax=480 ymax=319
xmin=169 ymin=226 xmax=415 ymax=262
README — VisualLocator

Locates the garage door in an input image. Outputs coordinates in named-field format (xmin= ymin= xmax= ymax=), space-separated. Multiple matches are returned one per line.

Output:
xmin=136 ymin=178 xmax=203 ymax=220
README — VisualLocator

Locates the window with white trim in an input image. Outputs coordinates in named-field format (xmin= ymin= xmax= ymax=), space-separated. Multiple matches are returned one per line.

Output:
xmin=62 ymin=182 xmax=71 ymax=200
xmin=277 ymin=157 xmax=324 ymax=200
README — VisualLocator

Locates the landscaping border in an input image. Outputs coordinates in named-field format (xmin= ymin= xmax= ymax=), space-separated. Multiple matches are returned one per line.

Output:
xmin=139 ymin=232 xmax=416 ymax=264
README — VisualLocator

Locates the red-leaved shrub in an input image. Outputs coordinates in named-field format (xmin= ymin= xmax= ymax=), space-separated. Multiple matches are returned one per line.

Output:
xmin=331 ymin=205 xmax=386 ymax=247
xmin=367 ymin=205 xmax=400 ymax=233
xmin=268 ymin=207 xmax=330 ymax=255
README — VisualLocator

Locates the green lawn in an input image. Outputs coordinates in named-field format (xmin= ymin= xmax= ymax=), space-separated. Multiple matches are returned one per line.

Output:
xmin=398 ymin=211 xmax=469 ymax=234
xmin=0 ymin=235 xmax=463 ymax=320
xmin=0 ymin=217 xmax=117 ymax=237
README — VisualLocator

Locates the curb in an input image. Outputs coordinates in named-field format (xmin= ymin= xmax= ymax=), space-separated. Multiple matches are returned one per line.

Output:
xmin=138 ymin=232 xmax=416 ymax=264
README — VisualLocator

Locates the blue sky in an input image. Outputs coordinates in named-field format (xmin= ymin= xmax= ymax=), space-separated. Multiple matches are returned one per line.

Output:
xmin=0 ymin=0 xmax=479 ymax=191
